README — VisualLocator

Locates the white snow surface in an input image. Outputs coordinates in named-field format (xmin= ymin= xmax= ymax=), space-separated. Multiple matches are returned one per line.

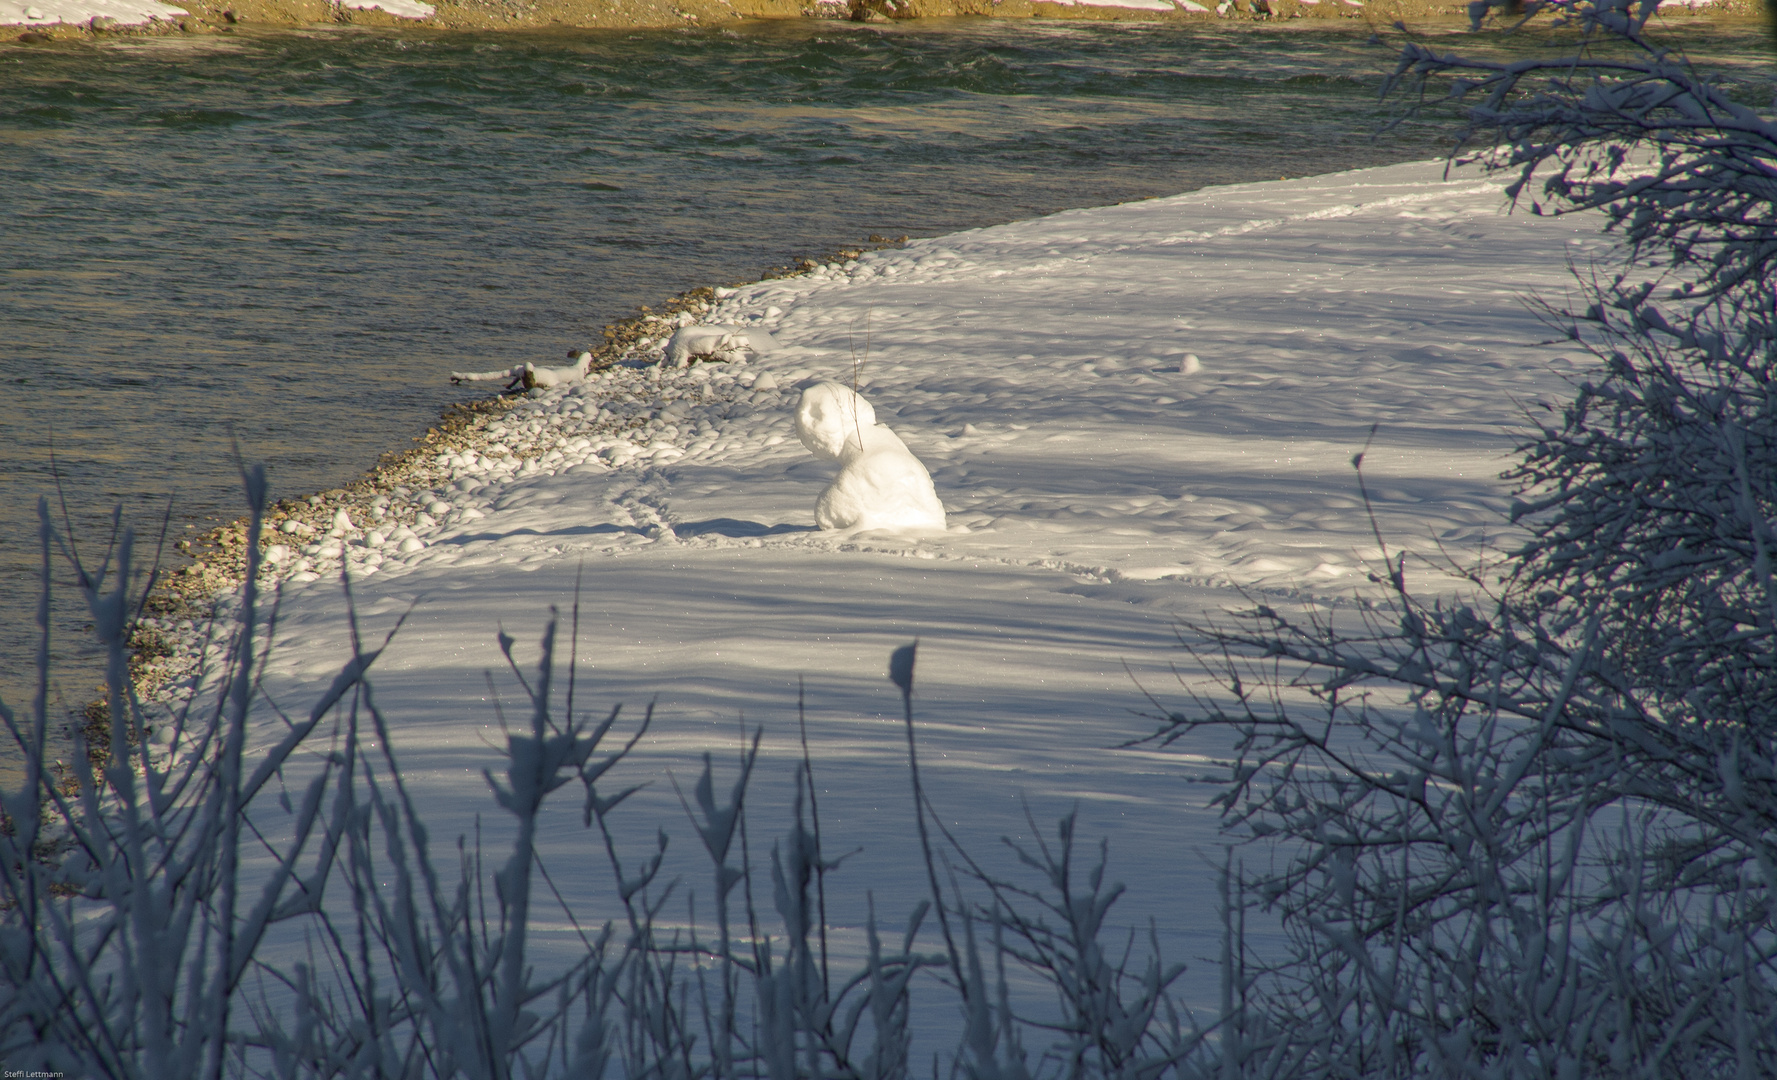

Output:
xmin=154 ymin=159 xmax=1616 ymax=1034
xmin=1 ymin=0 xmax=185 ymax=25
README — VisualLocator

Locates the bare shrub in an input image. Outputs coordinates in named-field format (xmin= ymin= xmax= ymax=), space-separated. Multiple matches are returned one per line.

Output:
xmin=1122 ymin=13 xmax=1777 ymax=1074
xmin=1385 ymin=0 xmax=1777 ymax=304
xmin=0 ymin=482 xmax=1198 ymax=1078
xmin=1133 ymin=277 xmax=1777 ymax=1077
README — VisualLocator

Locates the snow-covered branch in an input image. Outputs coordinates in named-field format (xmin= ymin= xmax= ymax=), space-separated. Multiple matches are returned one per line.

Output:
xmin=1 ymin=506 xmax=1206 ymax=1077
xmin=1385 ymin=0 xmax=1777 ymax=300
xmin=1131 ymin=264 xmax=1777 ymax=1074
xmin=450 ymin=349 xmax=595 ymax=390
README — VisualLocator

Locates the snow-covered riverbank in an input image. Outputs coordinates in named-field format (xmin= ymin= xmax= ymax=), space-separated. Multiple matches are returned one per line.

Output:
xmin=214 ymin=158 xmax=1608 ymax=596
xmin=140 ymin=158 xmax=1611 ymax=1022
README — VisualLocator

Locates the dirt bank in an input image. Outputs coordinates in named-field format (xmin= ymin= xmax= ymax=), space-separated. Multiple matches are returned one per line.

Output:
xmin=10 ymin=0 xmax=1761 ymax=42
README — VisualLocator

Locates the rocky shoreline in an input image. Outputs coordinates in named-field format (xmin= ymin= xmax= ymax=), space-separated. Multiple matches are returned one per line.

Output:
xmin=139 ymin=289 xmax=708 ymax=628
xmin=125 ymin=234 xmax=896 ymax=727
xmin=58 ymin=247 xmax=830 ymax=823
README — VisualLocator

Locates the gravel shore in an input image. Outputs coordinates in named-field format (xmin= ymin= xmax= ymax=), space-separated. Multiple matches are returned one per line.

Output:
xmin=130 ymin=263 xmax=818 ymax=712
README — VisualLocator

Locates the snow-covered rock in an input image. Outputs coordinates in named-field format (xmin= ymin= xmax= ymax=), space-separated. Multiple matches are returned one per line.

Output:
xmin=664 ymin=324 xmax=779 ymax=368
xmin=525 ymin=350 xmax=594 ymax=388
xmin=1042 ymin=0 xmax=1178 ymax=8
xmin=450 ymin=350 xmax=592 ymax=390
xmin=795 ymin=381 xmax=946 ymax=533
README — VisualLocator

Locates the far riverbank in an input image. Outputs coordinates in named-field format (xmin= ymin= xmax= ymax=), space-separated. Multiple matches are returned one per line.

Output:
xmin=6 ymin=0 xmax=1762 ymax=41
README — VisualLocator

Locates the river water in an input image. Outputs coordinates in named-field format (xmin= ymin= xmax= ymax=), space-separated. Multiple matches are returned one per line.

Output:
xmin=1 ymin=16 xmax=1767 ymax=774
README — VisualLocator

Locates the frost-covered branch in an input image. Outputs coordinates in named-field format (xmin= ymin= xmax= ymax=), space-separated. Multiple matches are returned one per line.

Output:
xmin=1133 ymin=270 xmax=1777 ymax=1074
xmin=2 ymin=505 xmax=1202 ymax=1077
xmin=1385 ymin=0 xmax=1777 ymax=301
xmin=0 ymin=471 xmax=373 ymax=1078
xmin=1508 ymin=283 xmax=1777 ymax=740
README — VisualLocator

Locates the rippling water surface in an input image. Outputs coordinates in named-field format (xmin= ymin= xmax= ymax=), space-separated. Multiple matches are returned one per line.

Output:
xmin=2 ymin=16 xmax=1768 ymax=771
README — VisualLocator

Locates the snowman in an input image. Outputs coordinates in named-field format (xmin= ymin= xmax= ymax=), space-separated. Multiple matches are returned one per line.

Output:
xmin=793 ymin=381 xmax=946 ymax=533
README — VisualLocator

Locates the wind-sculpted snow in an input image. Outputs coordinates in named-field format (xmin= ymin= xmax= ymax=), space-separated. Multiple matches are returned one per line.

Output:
xmin=134 ymin=159 xmax=1615 ymax=1030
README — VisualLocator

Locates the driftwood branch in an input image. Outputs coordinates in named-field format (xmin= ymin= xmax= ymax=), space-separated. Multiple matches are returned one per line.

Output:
xmin=450 ymin=350 xmax=594 ymax=390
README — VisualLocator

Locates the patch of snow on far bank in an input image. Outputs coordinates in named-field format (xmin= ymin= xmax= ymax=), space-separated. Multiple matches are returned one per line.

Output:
xmin=1 ymin=0 xmax=185 ymax=26
xmin=1046 ymin=0 xmax=1182 ymax=8
xmin=340 ymin=0 xmax=434 ymax=16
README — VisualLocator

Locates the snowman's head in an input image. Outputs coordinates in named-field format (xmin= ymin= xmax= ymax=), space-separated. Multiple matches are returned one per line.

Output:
xmin=795 ymin=381 xmax=876 ymax=461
